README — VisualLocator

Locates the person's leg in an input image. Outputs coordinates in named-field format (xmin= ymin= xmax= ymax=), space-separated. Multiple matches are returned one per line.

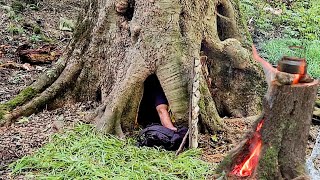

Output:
xmin=156 ymin=104 xmax=177 ymax=131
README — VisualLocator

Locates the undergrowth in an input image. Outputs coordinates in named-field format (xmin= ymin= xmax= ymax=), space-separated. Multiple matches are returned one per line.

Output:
xmin=240 ymin=0 xmax=319 ymax=78
xmin=240 ymin=0 xmax=320 ymax=40
xmin=260 ymin=39 xmax=320 ymax=78
xmin=10 ymin=123 xmax=212 ymax=179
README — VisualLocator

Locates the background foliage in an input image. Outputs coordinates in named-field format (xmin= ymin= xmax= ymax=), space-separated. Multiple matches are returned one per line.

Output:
xmin=240 ymin=0 xmax=320 ymax=78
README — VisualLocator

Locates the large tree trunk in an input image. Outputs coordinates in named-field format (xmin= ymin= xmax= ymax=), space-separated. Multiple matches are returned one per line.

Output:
xmin=0 ymin=0 xmax=265 ymax=136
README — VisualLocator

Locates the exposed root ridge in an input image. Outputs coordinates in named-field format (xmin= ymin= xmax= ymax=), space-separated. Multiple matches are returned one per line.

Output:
xmin=0 ymin=57 xmax=67 ymax=111
xmin=91 ymin=105 xmax=124 ymax=138
xmin=2 ymin=62 xmax=83 ymax=125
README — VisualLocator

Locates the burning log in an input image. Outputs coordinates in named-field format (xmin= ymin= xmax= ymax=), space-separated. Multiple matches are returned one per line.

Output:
xmin=217 ymin=46 xmax=319 ymax=179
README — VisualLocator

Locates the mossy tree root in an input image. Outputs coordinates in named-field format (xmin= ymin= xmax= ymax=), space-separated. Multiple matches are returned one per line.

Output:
xmin=0 ymin=0 xmax=99 ymax=125
xmin=1 ymin=61 xmax=83 ymax=125
xmin=0 ymin=57 xmax=69 ymax=123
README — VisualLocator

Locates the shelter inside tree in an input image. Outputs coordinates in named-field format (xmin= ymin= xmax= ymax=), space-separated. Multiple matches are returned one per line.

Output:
xmin=0 ymin=0 xmax=265 ymax=139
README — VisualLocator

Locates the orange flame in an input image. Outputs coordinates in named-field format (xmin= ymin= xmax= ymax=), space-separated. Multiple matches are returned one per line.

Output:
xmin=292 ymin=62 xmax=305 ymax=84
xmin=292 ymin=74 xmax=301 ymax=84
xmin=231 ymin=120 xmax=264 ymax=177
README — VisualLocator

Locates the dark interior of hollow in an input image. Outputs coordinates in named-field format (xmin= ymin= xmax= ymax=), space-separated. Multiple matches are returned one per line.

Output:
xmin=137 ymin=74 xmax=167 ymax=127
xmin=125 ymin=0 xmax=135 ymax=21
xmin=216 ymin=4 xmax=229 ymax=41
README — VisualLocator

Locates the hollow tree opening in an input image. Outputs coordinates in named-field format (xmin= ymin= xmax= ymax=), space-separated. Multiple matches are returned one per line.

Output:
xmin=116 ymin=0 xmax=135 ymax=20
xmin=137 ymin=74 xmax=169 ymax=128
xmin=125 ymin=0 xmax=135 ymax=21
xmin=216 ymin=4 xmax=229 ymax=41
xmin=216 ymin=1 xmax=239 ymax=41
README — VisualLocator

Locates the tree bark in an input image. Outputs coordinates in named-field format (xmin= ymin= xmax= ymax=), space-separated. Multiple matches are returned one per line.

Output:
xmin=0 ymin=0 xmax=265 ymax=136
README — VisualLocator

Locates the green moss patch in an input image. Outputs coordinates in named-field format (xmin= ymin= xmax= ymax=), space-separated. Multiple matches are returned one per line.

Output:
xmin=258 ymin=147 xmax=278 ymax=180
xmin=4 ymin=87 xmax=36 ymax=110
xmin=0 ymin=108 xmax=6 ymax=122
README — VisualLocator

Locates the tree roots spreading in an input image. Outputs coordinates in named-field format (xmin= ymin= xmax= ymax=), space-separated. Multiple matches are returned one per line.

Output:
xmin=1 ymin=0 xmax=264 ymax=137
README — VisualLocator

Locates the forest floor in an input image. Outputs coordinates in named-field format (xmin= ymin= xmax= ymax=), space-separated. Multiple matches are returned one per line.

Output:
xmin=0 ymin=0 xmax=84 ymax=178
xmin=0 ymin=0 xmax=319 ymax=179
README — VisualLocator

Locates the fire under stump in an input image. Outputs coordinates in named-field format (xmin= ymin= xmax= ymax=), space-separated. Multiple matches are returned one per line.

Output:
xmin=218 ymin=79 xmax=319 ymax=180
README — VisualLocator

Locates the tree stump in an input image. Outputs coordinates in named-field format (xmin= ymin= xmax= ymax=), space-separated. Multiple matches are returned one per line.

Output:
xmin=218 ymin=46 xmax=320 ymax=179
xmin=218 ymin=79 xmax=319 ymax=179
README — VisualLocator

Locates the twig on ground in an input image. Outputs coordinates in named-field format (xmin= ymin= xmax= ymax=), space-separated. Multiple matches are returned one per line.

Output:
xmin=175 ymin=129 xmax=189 ymax=156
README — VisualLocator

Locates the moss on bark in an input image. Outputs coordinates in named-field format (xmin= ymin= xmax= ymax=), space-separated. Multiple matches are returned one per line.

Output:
xmin=4 ymin=87 xmax=37 ymax=110
xmin=258 ymin=147 xmax=278 ymax=180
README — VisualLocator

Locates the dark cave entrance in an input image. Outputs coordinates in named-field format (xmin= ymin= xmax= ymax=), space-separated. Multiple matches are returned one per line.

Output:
xmin=137 ymin=74 xmax=169 ymax=127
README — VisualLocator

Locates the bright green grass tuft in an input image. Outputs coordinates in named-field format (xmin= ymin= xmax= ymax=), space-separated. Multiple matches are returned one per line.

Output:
xmin=10 ymin=123 xmax=212 ymax=179
xmin=260 ymin=38 xmax=320 ymax=78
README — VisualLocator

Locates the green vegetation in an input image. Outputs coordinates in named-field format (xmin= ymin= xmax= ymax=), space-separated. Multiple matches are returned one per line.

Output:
xmin=27 ymin=3 xmax=40 ymax=11
xmin=260 ymin=39 xmax=320 ymax=78
xmin=10 ymin=123 xmax=212 ymax=179
xmin=240 ymin=0 xmax=319 ymax=78
xmin=59 ymin=18 xmax=75 ymax=32
xmin=29 ymin=34 xmax=53 ymax=43
xmin=0 ymin=109 xmax=5 ymax=121
xmin=2 ymin=5 xmax=22 ymax=21
xmin=282 ymin=1 xmax=320 ymax=40
xmin=7 ymin=23 xmax=24 ymax=35
xmin=8 ymin=11 xmax=22 ymax=21
xmin=3 ymin=87 xmax=36 ymax=110
xmin=258 ymin=147 xmax=278 ymax=180
xmin=240 ymin=0 xmax=320 ymax=40
xmin=1 ymin=1 xmax=47 ymax=44
xmin=11 ymin=0 xmax=25 ymax=12
xmin=32 ymin=25 xmax=41 ymax=34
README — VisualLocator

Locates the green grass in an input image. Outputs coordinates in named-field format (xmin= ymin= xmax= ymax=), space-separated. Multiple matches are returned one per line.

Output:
xmin=10 ymin=123 xmax=212 ymax=179
xmin=260 ymin=38 xmax=320 ymax=78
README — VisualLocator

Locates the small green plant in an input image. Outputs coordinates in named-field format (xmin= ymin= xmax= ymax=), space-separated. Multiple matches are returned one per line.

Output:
xmin=59 ymin=17 xmax=75 ymax=31
xmin=27 ymin=3 xmax=39 ymax=11
xmin=29 ymin=34 xmax=41 ymax=42
xmin=7 ymin=23 xmax=24 ymax=35
xmin=17 ymin=117 xmax=29 ymax=124
xmin=2 ymin=5 xmax=22 ymax=21
xmin=10 ymin=123 xmax=212 ymax=179
xmin=29 ymin=34 xmax=53 ymax=43
xmin=8 ymin=73 xmax=23 ymax=84
xmin=32 ymin=25 xmax=41 ymax=34
xmin=11 ymin=0 xmax=25 ymax=12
